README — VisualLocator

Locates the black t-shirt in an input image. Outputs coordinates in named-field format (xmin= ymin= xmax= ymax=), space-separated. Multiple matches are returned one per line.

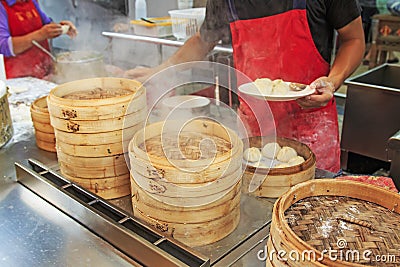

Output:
xmin=200 ymin=0 xmax=361 ymax=63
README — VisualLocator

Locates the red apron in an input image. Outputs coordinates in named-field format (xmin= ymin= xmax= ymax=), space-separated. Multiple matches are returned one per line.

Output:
xmin=2 ymin=0 xmax=53 ymax=79
xmin=228 ymin=0 xmax=340 ymax=172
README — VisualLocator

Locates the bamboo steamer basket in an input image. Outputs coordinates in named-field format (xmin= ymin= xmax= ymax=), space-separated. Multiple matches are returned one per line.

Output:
xmin=129 ymin=119 xmax=243 ymax=184
xmin=50 ymin=107 xmax=146 ymax=133
xmin=54 ymin=123 xmax=141 ymax=145
xmin=131 ymin=177 xmax=241 ymax=247
xmin=63 ymin=172 xmax=131 ymax=200
xmin=30 ymin=96 xmax=56 ymax=152
xmin=267 ymin=179 xmax=400 ymax=267
xmin=56 ymin=150 xmax=126 ymax=168
xmin=129 ymin=119 xmax=243 ymax=246
xmin=59 ymin=161 xmax=129 ymax=178
xmin=48 ymin=77 xmax=146 ymax=199
xmin=242 ymin=136 xmax=315 ymax=198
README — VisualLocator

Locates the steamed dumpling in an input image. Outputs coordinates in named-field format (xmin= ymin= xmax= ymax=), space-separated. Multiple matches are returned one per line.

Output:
xmin=254 ymin=78 xmax=273 ymax=94
xmin=261 ymin=142 xmax=281 ymax=159
xmin=277 ymin=146 xmax=298 ymax=162
xmin=288 ymin=156 xmax=305 ymax=166
xmin=243 ymin=147 xmax=262 ymax=162
xmin=272 ymin=79 xmax=289 ymax=94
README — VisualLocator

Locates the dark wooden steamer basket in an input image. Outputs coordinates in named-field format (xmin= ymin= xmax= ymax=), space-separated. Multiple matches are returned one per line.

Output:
xmin=268 ymin=179 xmax=400 ymax=266
xmin=242 ymin=136 xmax=316 ymax=197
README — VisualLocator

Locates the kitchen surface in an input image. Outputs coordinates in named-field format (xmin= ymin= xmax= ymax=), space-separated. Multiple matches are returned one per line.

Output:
xmin=1 ymin=1 xmax=400 ymax=266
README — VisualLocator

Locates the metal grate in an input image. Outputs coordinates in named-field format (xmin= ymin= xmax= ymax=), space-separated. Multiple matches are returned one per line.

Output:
xmin=15 ymin=158 xmax=209 ymax=267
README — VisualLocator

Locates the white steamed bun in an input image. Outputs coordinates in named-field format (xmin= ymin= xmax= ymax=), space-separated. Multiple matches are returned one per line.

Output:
xmin=261 ymin=142 xmax=281 ymax=159
xmin=277 ymin=146 xmax=298 ymax=162
xmin=243 ymin=147 xmax=262 ymax=162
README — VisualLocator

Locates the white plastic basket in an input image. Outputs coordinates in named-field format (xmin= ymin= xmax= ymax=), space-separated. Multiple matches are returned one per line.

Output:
xmin=168 ymin=7 xmax=206 ymax=40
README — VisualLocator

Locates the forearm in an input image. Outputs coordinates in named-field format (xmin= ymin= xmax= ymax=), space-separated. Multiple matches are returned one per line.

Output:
xmin=328 ymin=38 xmax=364 ymax=90
xmin=12 ymin=29 xmax=46 ymax=55
xmin=328 ymin=17 xmax=365 ymax=91
xmin=155 ymin=32 xmax=216 ymax=72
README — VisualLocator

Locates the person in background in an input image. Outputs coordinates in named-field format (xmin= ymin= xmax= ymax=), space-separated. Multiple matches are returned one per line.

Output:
xmin=124 ymin=0 xmax=365 ymax=173
xmin=0 ymin=0 xmax=77 ymax=79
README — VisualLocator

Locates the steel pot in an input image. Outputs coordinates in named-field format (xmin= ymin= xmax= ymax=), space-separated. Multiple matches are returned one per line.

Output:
xmin=54 ymin=51 xmax=106 ymax=84
xmin=0 ymin=81 xmax=13 ymax=148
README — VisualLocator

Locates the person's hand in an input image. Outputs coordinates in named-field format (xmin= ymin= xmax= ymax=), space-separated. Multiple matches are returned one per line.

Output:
xmin=123 ymin=66 xmax=153 ymax=82
xmin=60 ymin=21 xmax=78 ymax=39
xmin=296 ymin=76 xmax=336 ymax=109
xmin=38 ymin=23 xmax=62 ymax=39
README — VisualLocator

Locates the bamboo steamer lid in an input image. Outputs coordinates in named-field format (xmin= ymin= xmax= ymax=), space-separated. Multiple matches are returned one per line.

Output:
xmin=242 ymin=136 xmax=316 ymax=198
xmin=268 ymin=179 xmax=400 ymax=266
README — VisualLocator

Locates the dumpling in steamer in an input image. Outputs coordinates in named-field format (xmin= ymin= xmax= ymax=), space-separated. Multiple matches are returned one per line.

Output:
xmin=243 ymin=147 xmax=262 ymax=162
xmin=254 ymin=78 xmax=273 ymax=94
xmin=277 ymin=146 xmax=298 ymax=162
xmin=288 ymin=156 xmax=305 ymax=166
xmin=261 ymin=142 xmax=281 ymax=159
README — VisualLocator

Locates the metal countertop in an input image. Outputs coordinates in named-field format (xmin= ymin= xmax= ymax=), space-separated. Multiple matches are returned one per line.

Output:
xmin=0 ymin=77 xmax=335 ymax=266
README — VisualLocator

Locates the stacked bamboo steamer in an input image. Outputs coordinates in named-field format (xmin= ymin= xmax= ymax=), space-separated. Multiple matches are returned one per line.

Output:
xmin=242 ymin=136 xmax=316 ymax=198
xmin=30 ymin=95 xmax=56 ymax=152
xmin=129 ymin=119 xmax=243 ymax=247
xmin=267 ymin=179 xmax=400 ymax=267
xmin=48 ymin=77 xmax=146 ymax=199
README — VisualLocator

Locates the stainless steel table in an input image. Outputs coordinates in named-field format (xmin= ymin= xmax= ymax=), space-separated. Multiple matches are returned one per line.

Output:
xmin=0 ymin=77 xmax=335 ymax=266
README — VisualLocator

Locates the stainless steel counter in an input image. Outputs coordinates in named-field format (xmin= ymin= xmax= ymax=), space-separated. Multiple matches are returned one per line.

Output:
xmin=0 ymin=77 xmax=335 ymax=266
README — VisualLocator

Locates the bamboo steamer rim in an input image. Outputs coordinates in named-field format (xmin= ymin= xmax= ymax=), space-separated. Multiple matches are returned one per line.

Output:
xmin=31 ymin=95 xmax=49 ymax=113
xmin=56 ymin=138 xmax=130 ymax=157
xmin=243 ymin=136 xmax=316 ymax=175
xmin=54 ymin=123 xmax=141 ymax=146
xmin=130 ymin=166 xmax=241 ymax=200
xmin=129 ymin=119 xmax=243 ymax=168
xmin=274 ymin=179 xmax=400 ymax=267
xmin=49 ymin=77 xmax=144 ymax=107
xmin=59 ymin=161 xmax=128 ymax=179
xmin=131 ymin=179 xmax=241 ymax=223
xmin=47 ymin=87 xmax=146 ymax=121
xmin=31 ymin=112 xmax=51 ymax=124
xmin=133 ymin=202 xmax=240 ymax=247
xmin=49 ymin=108 xmax=146 ymax=133
xmin=243 ymin=165 xmax=315 ymax=188
xmin=62 ymin=171 xmax=130 ymax=186
xmin=129 ymin=151 xmax=242 ymax=184
xmin=35 ymin=138 xmax=56 ymax=152
xmin=56 ymin=150 xmax=127 ymax=168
